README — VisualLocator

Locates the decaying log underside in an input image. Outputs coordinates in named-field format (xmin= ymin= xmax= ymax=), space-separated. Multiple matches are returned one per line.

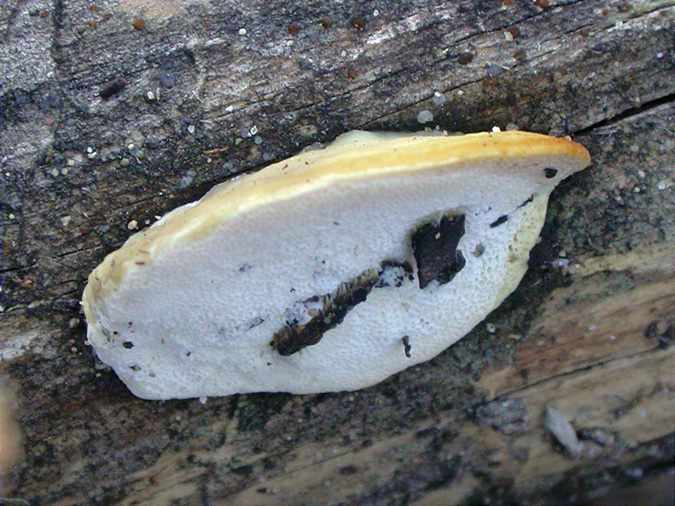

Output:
xmin=0 ymin=0 xmax=673 ymax=504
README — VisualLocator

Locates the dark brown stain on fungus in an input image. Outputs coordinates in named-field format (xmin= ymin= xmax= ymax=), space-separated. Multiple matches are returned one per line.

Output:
xmin=246 ymin=317 xmax=265 ymax=330
xmin=271 ymin=272 xmax=377 ymax=356
xmin=272 ymin=215 xmax=468 ymax=356
xmin=490 ymin=215 xmax=509 ymax=228
xmin=518 ymin=194 xmax=535 ymax=208
xmin=402 ymin=336 xmax=412 ymax=358
xmin=412 ymin=214 xmax=466 ymax=289
xmin=271 ymin=262 xmax=413 ymax=356
xmin=544 ymin=167 xmax=558 ymax=178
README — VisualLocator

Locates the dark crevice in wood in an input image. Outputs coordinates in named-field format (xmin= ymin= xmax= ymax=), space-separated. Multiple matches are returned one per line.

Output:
xmin=50 ymin=0 xmax=64 ymax=68
xmin=574 ymin=92 xmax=675 ymax=135
xmin=0 ymin=261 xmax=38 ymax=275
xmin=489 ymin=344 xmax=667 ymax=401
xmin=54 ymin=245 xmax=103 ymax=259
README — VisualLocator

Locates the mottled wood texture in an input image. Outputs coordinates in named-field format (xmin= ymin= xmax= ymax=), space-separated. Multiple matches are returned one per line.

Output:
xmin=1 ymin=0 xmax=674 ymax=504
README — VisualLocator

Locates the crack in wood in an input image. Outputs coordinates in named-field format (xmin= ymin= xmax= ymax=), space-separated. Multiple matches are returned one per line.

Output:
xmin=488 ymin=345 xmax=668 ymax=400
xmin=574 ymin=92 xmax=675 ymax=135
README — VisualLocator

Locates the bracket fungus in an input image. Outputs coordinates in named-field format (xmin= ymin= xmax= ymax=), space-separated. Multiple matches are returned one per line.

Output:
xmin=82 ymin=131 xmax=590 ymax=399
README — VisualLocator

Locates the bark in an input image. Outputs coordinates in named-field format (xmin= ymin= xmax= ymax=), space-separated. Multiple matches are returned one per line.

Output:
xmin=1 ymin=0 xmax=674 ymax=504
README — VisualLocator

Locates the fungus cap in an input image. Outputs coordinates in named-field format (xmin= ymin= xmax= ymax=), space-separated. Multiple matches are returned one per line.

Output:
xmin=83 ymin=130 xmax=590 ymax=399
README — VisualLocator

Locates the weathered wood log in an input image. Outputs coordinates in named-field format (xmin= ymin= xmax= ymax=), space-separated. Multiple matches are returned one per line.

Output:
xmin=0 ymin=0 xmax=673 ymax=504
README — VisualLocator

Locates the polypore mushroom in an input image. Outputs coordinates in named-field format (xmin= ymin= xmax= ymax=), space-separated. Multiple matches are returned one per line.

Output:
xmin=82 ymin=130 xmax=590 ymax=399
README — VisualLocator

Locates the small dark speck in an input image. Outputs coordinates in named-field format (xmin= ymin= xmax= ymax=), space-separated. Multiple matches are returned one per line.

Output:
xmin=544 ymin=167 xmax=558 ymax=178
xmin=288 ymin=22 xmax=301 ymax=35
xmin=266 ymin=362 xmax=272 ymax=366
xmin=351 ymin=17 xmax=366 ymax=31
xmin=128 ymin=321 xmax=133 ymax=326
xmin=290 ymin=288 xmax=296 ymax=293
xmin=339 ymin=464 xmax=359 ymax=475
xmin=490 ymin=215 xmax=508 ymax=228
xmin=319 ymin=17 xmax=332 ymax=30
xmin=99 ymin=78 xmax=127 ymax=99
xmin=130 ymin=365 xmax=141 ymax=371
xmin=333 ymin=221 xmax=340 ymax=226
xmin=186 ymin=351 xmax=192 ymax=357
xmin=113 ymin=331 xmax=119 ymax=335
xmin=239 ymin=263 xmax=253 ymax=273
xmin=257 ymin=487 xmax=268 ymax=494
xmin=123 ymin=341 xmax=134 ymax=349
xmin=402 ymin=336 xmax=412 ymax=358
xmin=135 ymin=261 xmax=146 ymax=265
xmin=457 ymin=52 xmax=474 ymax=65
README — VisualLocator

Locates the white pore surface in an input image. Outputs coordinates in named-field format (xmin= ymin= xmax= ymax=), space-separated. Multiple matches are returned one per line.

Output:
xmin=87 ymin=156 xmax=577 ymax=399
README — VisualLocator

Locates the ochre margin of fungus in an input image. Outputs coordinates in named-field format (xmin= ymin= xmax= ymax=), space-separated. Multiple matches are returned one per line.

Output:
xmin=82 ymin=131 xmax=590 ymax=322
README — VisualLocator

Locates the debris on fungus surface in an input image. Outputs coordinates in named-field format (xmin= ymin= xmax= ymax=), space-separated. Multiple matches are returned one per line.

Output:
xmin=82 ymin=130 xmax=590 ymax=399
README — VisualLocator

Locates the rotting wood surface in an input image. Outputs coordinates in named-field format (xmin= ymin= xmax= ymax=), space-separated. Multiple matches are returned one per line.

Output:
xmin=1 ymin=0 xmax=674 ymax=504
